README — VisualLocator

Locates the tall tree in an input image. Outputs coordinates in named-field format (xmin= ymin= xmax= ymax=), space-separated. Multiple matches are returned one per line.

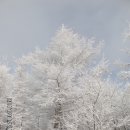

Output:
xmin=14 ymin=25 xmax=104 ymax=130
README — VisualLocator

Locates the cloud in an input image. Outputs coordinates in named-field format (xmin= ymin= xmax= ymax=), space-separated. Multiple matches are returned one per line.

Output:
xmin=0 ymin=0 xmax=130 ymax=64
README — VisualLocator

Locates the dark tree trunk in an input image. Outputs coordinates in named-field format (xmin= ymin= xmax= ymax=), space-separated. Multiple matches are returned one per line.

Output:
xmin=21 ymin=116 xmax=23 ymax=130
xmin=93 ymin=105 xmax=96 ymax=130
xmin=123 ymin=125 xmax=127 ymax=130
xmin=54 ymin=102 xmax=63 ymax=130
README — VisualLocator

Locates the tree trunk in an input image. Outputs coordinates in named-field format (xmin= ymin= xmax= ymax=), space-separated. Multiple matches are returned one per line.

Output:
xmin=93 ymin=105 xmax=96 ymax=130
xmin=21 ymin=116 xmax=23 ymax=130
xmin=53 ymin=78 xmax=65 ymax=130
xmin=113 ymin=120 xmax=117 ymax=130
xmin=54 ymin=102 xmax=63 ymax=130
xmin=123 ymin=125 xmax=127 ymax=130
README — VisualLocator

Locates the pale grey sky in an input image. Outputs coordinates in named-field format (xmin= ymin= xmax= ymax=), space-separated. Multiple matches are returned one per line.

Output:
xmin=0 ymin=0 xmax=130 ymax=64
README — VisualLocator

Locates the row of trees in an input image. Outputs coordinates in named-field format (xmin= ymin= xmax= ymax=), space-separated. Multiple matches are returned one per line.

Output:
xmin=0 ymin=25 xmax=130 ymax=130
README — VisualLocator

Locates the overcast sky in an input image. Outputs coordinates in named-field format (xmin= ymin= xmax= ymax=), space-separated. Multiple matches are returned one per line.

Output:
xmin=0 ymin=0 xmax=130 ymax=65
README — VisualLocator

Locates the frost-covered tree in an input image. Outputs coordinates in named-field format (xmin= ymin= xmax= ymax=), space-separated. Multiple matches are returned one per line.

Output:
xmin=116 ymin=24 xmax=130 ymax=130
xmin=12 ymin=63 xmax=39 ymax=130
xmin=13 ymin=25 xmax=107 ymax=130
xmin=0 ymin=65 xmax=13 ymax=130
xmin=73 ymin=57 xmax=123 ymax=130
xmin=12 ymin=25 xmax=128 ymax=130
